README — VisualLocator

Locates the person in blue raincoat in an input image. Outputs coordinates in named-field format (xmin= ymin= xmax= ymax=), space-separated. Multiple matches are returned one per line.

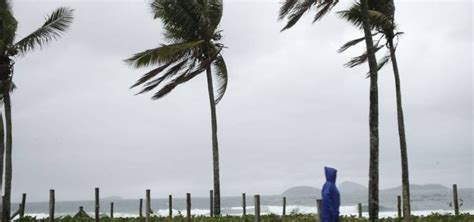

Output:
xmin=321 ymin=167 xmax=340 ymax=222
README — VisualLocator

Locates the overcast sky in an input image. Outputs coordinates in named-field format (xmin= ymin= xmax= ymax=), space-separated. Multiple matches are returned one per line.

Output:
xmin=10 ymin=0 xmax=473 ymax=202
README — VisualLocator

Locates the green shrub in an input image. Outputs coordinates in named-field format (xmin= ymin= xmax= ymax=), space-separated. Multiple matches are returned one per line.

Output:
xmin=15 ymin=213 xmax=474 ymax=222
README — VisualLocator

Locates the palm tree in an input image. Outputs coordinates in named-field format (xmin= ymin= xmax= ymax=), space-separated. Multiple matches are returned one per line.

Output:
xmin=125 ymin=0 xmax=227 ymax=215
xmin=0 ymin=113 xmax=4 ymax=203
xmin=279 ymin=0 xmax=381 ymax=220
xmin=0 ymin=1 xmax=73 ymax=220
xmin=338 ymin=1 xmax=411 ymax=220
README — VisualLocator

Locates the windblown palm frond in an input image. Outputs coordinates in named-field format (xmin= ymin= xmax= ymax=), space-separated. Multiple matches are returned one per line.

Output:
xmin=344 ymin=44 xmax=383 ymax=68
xmin=151 ymin=0 xmax=201 ymax=43
xmin=151 ymin=49 xmax=222 ymax=100
xmin=14 ymin=7 xmax=73 ymax=54
xmin=337 ymin=36 xmax=366 ymax=53
xmin=342 ymin=38 xmax=399 ymax=74
xmin=279 ymin=0 xmax=339 ymax=31
xmin=207 ymin=0 xmax=224 ymax=33
xmin=136 ymin=59 xmax=192 ymax=95
xmin=375 ymin=53 xmax=391 ymax=71
xmin=125 ymin=40 xmax=204 ymax=68
xmin=212 ymin=54 xmax=227 ymax=104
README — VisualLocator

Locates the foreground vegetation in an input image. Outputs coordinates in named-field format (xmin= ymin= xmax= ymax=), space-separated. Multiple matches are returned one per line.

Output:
xmin=16 ymin=213 xmax=474 ymax=222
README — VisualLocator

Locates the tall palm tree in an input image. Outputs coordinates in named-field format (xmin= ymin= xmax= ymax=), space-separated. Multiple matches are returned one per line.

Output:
xmin=0 ymin=113 xmax=4 ymax=203
xmin=125 ymin=0 xmax=227 ymax=215
xmin=0 ymin=1 xmax=73 ymax=220
xmin=279 ymin=0 xmax=381 ymax=220
xmin=338 ymin=1 xmax=411 ymax=220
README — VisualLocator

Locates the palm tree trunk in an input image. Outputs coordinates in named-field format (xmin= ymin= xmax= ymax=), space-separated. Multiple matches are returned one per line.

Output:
xmin=2 ymin=92 xmax=11 ymax=222
xmin=0 ymin=112 xmax=4 ymax=220
xmin=205 ymin=66 xmax=221 ymax=216
xmin=387 ymin=33 xmax=411 ymax=221
xmin=360 ymin=0 xmax=380 ymax=221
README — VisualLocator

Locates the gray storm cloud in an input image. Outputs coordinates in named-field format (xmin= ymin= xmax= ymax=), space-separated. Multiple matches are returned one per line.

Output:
xmin=10 ymin=0 xmax=473 ymax=201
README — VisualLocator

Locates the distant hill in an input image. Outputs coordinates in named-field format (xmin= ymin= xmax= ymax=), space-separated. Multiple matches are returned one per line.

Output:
xmin=339 ymin=181 xmax=367 ymax=194
xmin=282 ymin=186 xmax=320 ymax=198
xmin=383 ymin=184 xmax=449 ymax=193
xmin=282 ymin=182 xmax=459 ymax=198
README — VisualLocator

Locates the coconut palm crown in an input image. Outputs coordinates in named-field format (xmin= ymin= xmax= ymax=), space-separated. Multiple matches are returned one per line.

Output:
xmin=0 ymin=1 xmax=73 ymax=92
xmin=337 ymin=0 xmax=402 ymax=72
xmin=125 ymin=0 xmax=228 ymax=103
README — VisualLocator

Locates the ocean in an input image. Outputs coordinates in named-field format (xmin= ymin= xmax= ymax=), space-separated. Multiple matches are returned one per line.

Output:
xmin=13 ymin=188 xmax=474 ymax=219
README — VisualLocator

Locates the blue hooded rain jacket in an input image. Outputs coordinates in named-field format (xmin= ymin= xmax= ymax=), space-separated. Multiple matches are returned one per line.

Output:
xmin=321 ymin=167 xmax=340 ymax=222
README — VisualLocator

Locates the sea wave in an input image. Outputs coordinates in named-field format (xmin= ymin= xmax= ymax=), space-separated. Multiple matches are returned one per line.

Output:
xmin=16 ymin=207 xmax=474 ymax=219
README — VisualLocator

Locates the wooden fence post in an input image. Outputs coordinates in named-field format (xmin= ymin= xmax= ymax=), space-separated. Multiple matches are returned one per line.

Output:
xmin=110 ymin=202 xmax=114 ymax=219
xmin=357 ymin=203 xmax=362 ymax=218
xmin=49 ymin=189 xmax=55 ymax=222
xmin=139 ymin=198 xmax=143 ymax=218
xmin=146 ymin=189 xmax=151 ymax=222
xmin=210 ymin=190 xmax=214 ymax=217
xmin=282 ymin=197 xmax=286 ymax=216
xmin=169 ymin=195 xmax=173 ymax=219
xmin=19 ymin=193 xmax=26 ymax=218
xmin=316 ymin=199 xmax=322 ymax=220
xmin=242 ymin=193 xmax=246 ymax=217
xmin=95 ymin=187 xmax=100 ymax=222
xmin=186 ymin=193 xmax=191 ymax=222
xmin=397 ymin=195 xmax=402 ymax=218
xmin=254 ymin=195 xmax=260 ymax=222
xmin=453 ymin=184 xmax=459 ymax=216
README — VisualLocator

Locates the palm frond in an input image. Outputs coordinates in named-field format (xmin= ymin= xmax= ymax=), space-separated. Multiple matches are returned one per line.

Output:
xmin=14 ymin=7 xmax=73 ymax=54
xmin=135 ymin=58 xmax=197 ymax=95
xmin=212 ymin=54 xmax=227 ymax=104
xmin=338 ymin=36 xmax=365 ymax=53
xmin=344 ymin=44 xmax=383 ymax=68
xmin=280 ymin=0 xmax=315 ymax=31
xmin=151 ymin=65 xmax=204 ymax=100
xmin=208 ymin=0 xmax=223 ymax=32
xmin=280 ymin=0 xmax=339 ymax=31
xmin=337 ymin=3 xmax=363 ymax=29
xmin=376 ymin=53 xmax=391 ymax=71
xmin=151 ymin=46 xmax=224 ymax=100
xmin=278 ymin=0 xmax=299 ymax=20
xmin=130 ymin=62 xmax=173 ymax=89
xmin=125 ymin=40 xmax=204 ymax=68
xmin=151 ymin=0 xmax=201 ymax=42
xmin=313 ymin=0 xmax=339 ymax=22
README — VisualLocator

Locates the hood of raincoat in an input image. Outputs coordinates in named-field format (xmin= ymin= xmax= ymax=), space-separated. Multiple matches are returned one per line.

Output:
xmin=325 ymin=167 xmax=337 ymax=183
